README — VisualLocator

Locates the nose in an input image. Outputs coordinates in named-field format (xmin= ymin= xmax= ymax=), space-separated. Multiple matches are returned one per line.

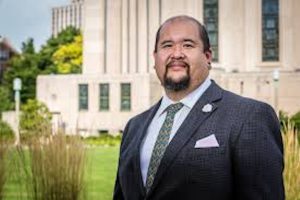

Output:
xmin=170 ymin=45 xmax=184 ymax=59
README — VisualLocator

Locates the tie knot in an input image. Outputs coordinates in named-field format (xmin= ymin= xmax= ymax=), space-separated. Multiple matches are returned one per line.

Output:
xmin=166 ymin=102 xmax=184 ymax=114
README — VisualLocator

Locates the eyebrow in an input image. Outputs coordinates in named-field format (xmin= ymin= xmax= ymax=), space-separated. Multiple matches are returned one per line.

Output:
xmin=160 ymin=40 xmax=173 ymax=46
xmin=182 ymin=39 xmax=197 ymax=44
xmin=159 ymin=39 xmax=197 ymax=46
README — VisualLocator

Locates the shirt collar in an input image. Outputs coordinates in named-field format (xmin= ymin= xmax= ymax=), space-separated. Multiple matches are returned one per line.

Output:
xmin=157 ymin=77 xmax=211 ymax=116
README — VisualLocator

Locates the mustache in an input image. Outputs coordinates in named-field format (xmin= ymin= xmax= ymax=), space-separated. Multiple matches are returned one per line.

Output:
xmin=166 ymin=61 xmax=189 ymax=68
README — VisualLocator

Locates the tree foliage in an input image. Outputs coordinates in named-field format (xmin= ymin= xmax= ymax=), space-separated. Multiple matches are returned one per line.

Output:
xmin=0 ymin=27 xmax=82 ymax=114
xmin=38 ymin=26 xmax=81 ymax=74
xmin=53 ymin=35 xmax=82 ymax=74
xmin=0 ymin=86 xmax=13 ymax=114
xmin=20 ymin=99 xmax=52 ymax=140
xmin=2 ymin=38 xmax=39 ymax=105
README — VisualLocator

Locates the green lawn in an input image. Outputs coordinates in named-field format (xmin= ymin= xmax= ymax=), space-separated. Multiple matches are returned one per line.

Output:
xmin=3 ymin=146 xmax=120 ymax=200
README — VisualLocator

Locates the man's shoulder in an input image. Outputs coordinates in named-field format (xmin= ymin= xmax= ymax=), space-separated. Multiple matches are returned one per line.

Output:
xmin=220 ymin=86 xmax=275 ymax=113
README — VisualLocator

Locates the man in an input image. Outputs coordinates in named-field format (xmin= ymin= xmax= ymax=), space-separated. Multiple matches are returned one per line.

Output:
xmin=113 ymin=15 xmax=284 ymax=200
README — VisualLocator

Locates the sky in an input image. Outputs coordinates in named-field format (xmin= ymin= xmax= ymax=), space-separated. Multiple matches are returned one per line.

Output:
xmin=0 ymin=0 xmax=69 ymax=51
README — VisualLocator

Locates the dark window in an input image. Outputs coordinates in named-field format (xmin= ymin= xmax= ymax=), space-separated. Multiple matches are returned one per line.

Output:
xmin=79 ymin=84 xmax=88 ymax=110
xmin=98 ymin=130 xmax=109 ymax=135
xmin=99 ymin=83 xmax=109 ymax=111
xmin=262 ymin=0 xmax=279 ymax=61
xmin=203 ymin=0 xmax=219 ymax=62
xmin=121 ymin=83 xmax=131 ymax=111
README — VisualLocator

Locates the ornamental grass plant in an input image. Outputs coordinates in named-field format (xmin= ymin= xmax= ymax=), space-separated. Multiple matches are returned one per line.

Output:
xmin=0 ymin=142 xmax=8 ymax=200
xmin=16 ymin=131 xmax=86 ymax=200
xmin=282 ymin=122 xmax=300 ymax=200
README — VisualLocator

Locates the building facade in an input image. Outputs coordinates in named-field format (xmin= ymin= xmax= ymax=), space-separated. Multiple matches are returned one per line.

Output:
xmin=38 ymin=0 xmax=300 ymax=136
xmin=52 ymin=0 xmax=85 ymax=36
xmin=0 ymin=36 xmax=18 ymax=82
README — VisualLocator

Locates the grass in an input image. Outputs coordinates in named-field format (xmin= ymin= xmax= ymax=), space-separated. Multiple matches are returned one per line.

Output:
xmin=3 ymin=146 xmax=120 ymax=200
xmin=85 ymin=147 xmax=119 ymax=200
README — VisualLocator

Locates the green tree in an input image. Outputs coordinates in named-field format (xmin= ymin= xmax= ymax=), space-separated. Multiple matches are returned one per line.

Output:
xmin=38 ymin=26 xmax=81 ymax=74
xmin=2 ymin=38 xmax=39 ymax=105
xmin=20 ymin=99 xmax=52 ymax=141
xmin=53 ymin=35 xmax=82 ymax=74
xmin=0 ymin=86 xmax=13 ymax=114
xmin=0 ymin=27 xmax=81 ymax=114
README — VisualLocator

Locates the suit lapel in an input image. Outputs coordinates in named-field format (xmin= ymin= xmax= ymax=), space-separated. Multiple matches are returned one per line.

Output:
xmin=133 ymin=99 xmax=162 ymax=196
xmin=147 ymin=82 xmax=223 ymax=195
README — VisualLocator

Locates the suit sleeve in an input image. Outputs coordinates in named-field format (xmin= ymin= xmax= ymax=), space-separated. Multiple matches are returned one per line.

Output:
xmin=113 ymin=119 xmax=132 ymax=200
xmin=232 ymin=102 xmax=285 ymax=200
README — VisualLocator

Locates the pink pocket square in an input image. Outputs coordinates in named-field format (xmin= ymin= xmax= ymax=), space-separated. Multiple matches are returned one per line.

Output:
xmin=194 ymin=134 xmax=219 ymax=148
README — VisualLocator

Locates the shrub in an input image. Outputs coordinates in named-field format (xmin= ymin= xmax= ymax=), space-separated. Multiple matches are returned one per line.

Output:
xmin=20 ymin=99 xmax=52 ymax=142
xmin=84 ymin=134 xmax=121 ymax=146
xmin=290 ymin=111 xmax=300 ymax=131
xmin=282 ymin=122 xmax=300 ymax=200
xmin=0 ymin=120 xmax=14 ymax=142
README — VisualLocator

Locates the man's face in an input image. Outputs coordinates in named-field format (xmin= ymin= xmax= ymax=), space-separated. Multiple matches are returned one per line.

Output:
xmin=154 ymin=19 xmax=212 ymax=92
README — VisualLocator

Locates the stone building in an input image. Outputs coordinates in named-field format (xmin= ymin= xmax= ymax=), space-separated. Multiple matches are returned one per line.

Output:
xmin=37 ymin=0 xmax=300 ymax=136
xmin=52 ymin=0 xmax=85 ymax=36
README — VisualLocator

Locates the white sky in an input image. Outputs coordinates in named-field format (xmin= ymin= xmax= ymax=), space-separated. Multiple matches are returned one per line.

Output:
xmin=0 ymin=0 xmax=69 ymax=51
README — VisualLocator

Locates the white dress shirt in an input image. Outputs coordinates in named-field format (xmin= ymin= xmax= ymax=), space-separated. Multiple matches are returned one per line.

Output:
xmin=140 ymin=77 xmax=212 ymax=185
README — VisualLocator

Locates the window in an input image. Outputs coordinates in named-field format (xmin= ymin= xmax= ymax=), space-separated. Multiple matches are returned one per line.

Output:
xmin=79 ymin=84 xmax=88 ymax=110
xmin=203 ymin=0 xmax=219 ymax=62
xmin=262 ymin=0 xmax=279 ymax=61
xmin=99 ymin=83 xmax=109 ymax=111
xmin=98 ymin=130 xmax=109 ymax=135
xmin=0 ymin=50 xmax=9 ymax=61
xmin=121 ymin=83 xmax=131 ymax=111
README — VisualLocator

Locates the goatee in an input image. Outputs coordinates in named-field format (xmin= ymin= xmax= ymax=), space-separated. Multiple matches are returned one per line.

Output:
xmin=164 ymin=76 xmax=190 ymax=91
xmin=163 ymin=63 xmax=190 ymax=91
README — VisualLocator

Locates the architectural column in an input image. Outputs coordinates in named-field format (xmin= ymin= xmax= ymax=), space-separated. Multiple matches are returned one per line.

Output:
xmin=244 ymin=0 xmax=260 ymax=71
xmin=148 ymin=0 xmax=161 ymax=74
xmin=121 ymin=0 xmax=129 ymax=74
xmin=281 ymin=0 xmax=298 ymax=70
xmin=219 ymin=0 xmax=245 ymax=72
xmin=129 ymin=0 xmax=138 ymax=73
xmin=106 ymin=0 xmax=122 ymax=75
xmin=137 ymin=0 xmax=148 ymax=73
xmin=82 ymin=0 xmax=105 ymax=75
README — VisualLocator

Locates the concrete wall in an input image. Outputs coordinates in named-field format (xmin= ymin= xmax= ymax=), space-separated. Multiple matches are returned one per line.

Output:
xmin=37 ymin=73 xmax=157 ymax=135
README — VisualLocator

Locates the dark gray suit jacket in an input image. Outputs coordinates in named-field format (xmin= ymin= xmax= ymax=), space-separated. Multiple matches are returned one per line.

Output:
xmin=113 ymin=81 xmax=284 ymax=200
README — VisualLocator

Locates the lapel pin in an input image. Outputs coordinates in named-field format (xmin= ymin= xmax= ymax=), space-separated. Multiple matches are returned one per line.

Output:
xmin=202 ymin=103 xmax=213 ymax=113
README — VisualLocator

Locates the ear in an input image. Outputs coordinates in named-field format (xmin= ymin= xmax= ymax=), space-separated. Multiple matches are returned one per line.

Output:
xmin=204 ymin=48 xmax=213 ymax=63
xmin=153 ymin=51 xmax=158 ymax=69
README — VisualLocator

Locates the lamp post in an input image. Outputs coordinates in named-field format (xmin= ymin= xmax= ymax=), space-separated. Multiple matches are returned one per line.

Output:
xmin=272 ymin=69 xmax=279 ymax=113
xmin=13 ymin=78 xmax=22 ymax=145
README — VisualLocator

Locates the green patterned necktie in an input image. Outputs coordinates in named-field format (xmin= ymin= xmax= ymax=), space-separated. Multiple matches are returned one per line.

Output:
xmin=145 ymin=102 xmax=184 ymax=193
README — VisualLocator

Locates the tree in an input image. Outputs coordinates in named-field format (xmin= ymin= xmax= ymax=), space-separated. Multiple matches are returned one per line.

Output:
xmin=52 ymin=35 xmax=82 ymax=74
xmin=38 ymin=26 xmax=81 ymax=74
xmin=0 ymin=86 xmax=13 ymax=114
xmin=3 ymin=38 xmax=39 ymax=105
xmin=0 ymin=27 xmax=82 ymax=114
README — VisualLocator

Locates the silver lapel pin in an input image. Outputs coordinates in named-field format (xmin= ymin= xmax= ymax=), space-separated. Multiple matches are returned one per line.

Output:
xmin=202 ymin=103 xmax=213 ymax=113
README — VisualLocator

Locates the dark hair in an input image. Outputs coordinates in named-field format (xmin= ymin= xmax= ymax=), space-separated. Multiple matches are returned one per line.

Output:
xmin=154 ymin=15 xmax=211 ymax=53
